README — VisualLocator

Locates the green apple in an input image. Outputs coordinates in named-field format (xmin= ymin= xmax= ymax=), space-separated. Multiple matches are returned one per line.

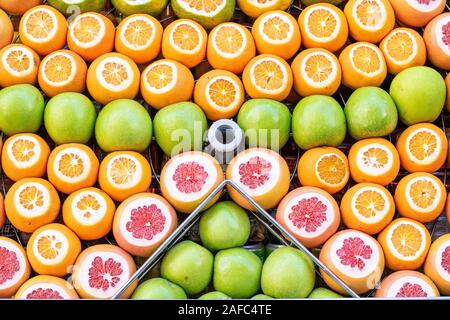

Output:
xmin=251 ymin=294 xmax=273 ymax=299
xmin=344 ymin=87 xmax=398 ymax=140
xmin=308 ymin=287 xmax=343 ymax=299
xmin=390 ymin=66 xmax=446 ymax=125
xmin=95 ymin=99 xmax=152 ymax=152
xmin=44 ymin=93 xmax=96 ymax=145
xmin=237 ymin=99 xmax=291 ymax=150
xmin=47 ymin=0 xmax=106 ymax=15
xmin=0 ymin=84 xmax=44 ymax=136
xmin=213 ymin=248 xmax=262 ymax=299
xmin=131 ymin=278 xmax=187 ymax=299
xmin=171 ymin=0 xmax=235 ymax=29
xmin=160 ymin=240 xmax=213 ymax=296
xmin=261 ymin=246 xmax=315 ymax=298
xmin=292 ymin=95 xmax=346 ymax=150
xmin=199 ymin=201 xmax=250 ymax=252
xmin=154 ymin=102 xmax=207 ymax=156
xmin=111 ymin=0 xmax=168 ymax=17
xmin=198 ymin=291 xmax=231 ymax=300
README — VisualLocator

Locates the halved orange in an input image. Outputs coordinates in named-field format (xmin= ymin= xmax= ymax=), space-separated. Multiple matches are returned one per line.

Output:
xmin=423 ymin=13 xmax=450 ymax=72
xmin=252 ymin=10 xmax=301 ymax=60
xmin=160 ymin=151 xmax=224 ymax=214
xmin=389 ymin=0 xmax=446 ymax=28
xmin=375 ymin=270 xmax=440 ymax=297
xmin=115 ymin=14 xmax=163 ymax=64
xmin=15 ymin=275 xmax=79 ymax=299
xmin=161 ymin=19 xmax=208 ymax=69
xmin=63 ymin=187 xmax=116 ymax=241
xmin=236 ymin=0 xmax=292 ymax=18
xmin=27 ymin=223 xmax=81 ymax=277
xmin=47 ymin=143 xmax=99 ymax=195
xmin=140 ymin=59 xmax=195 ymax=110
xmin=98 ymin=151 xmax=152 ymax=203
xmin=298 ymin=3 xmax=348 ymax=53
xmin=348 ymin=138 xmax=400 ymax=186
xmin=19 ymin=5 xmax=67 ymax=56
xmin=0 ymin=8 xmax=13 ymax=50
xmin=276 ymin=186 xmax=340 ymax=248
xmin=380 ymin=28 xmax=427 ymax=75
xmin=38 ymin=49 xmax=87 ymax=97
xmin=242 ymin=54 xmax=293 ymax=101
xmin=1 ymin=133 xmax=50 ymax=182
xmin=0 ymin=44 xmax=40 ymax=87
xmin=72 ymin=244 xmax=137 ymax=299
xmin=297 ymin=147 xmax=349 ymax=195
xmin=194 ymin=69 xmax=245 ymax=120
xmin=86 ymin=52 xmax=140 ymax=105
xmin=340 ymin=183 xmax=395 ymax=235
xmin=207 ymin=22 xmax=255 ymax=74
xmin=424 ymin=234 xmax=450 ymax=295
xmin=378 ymin=217 xmax=431 ymax=270
xmin=394 ymin=172 xmax=446 ymax=223
xmin=344 ymin=0 xmax=395 ymax=44
xmin=5 ymin=178 xmax=60 ymax=233
xmin=67 ymin=12 xmax=115 ymax=62
xmin=339 ymin=42 xmax=387 ymax=89
xmin=0 ymin=193 xmax=4 ymax=229
xmin=0 ymin=236 xmax=31 ymax=298
xmin=396 ymin=123 xmax=448 ymax=173
xmin=291 ymin=48 xmax=342 ymax=97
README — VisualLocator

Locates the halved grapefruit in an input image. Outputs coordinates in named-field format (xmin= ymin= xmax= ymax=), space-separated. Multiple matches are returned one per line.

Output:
xmin=375 ymin=270 xmax=440 ymax=297
xmin=113 ymin=193 xmax=178 ymax=257
xmin=72 ymin=244 xmax=137 ymax=299
xmin=15 ymin=275 xmax=79 ymax=299
xmin=276 ymin=187 xmax=340 ymax=248
xmin=424 ymin=234 xmax=450 ymax=295
xmin=160 ymin=151 xmax=223 ymax=214
xmin=319 ymin=229 xmax=385 ymax=295
xmin=423 ymin=12 xmax=450 ymax=71
xmin=226 ymin=148 xmax=290 ymax=210
xmin=0 ymin=236 xmax=31 ymax=298
xmin=389 ymin=0 xmax=446 ymax=27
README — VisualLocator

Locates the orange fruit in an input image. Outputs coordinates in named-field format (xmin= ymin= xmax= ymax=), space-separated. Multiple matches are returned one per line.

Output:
xmin=396 ymin=122 xmax=448 ymax=173
xmin=446 ymin=73 xmax=450 ymax=112
xmin=380 ymin=27 xmax=427 ymax=75
xmin=140 ymin=59 xmax=194 ymax=110
xmin=298 ymin=3 xmax=348 ymax=53
xmin=242 ymin=54 xmax=293 ymax=101
xmin=67 ymin=12 xmax=115 ymax=62
xmin=0 ymin=0 xmax=42 ymax=16
xmin=0 ymin=193 xmax=4 ymax=229
xmin=86 ymin=52 xmax=140 ymax=105
xmin=424 ymin=234 xmax=450 ymax=295
xmin=0 ymin=44 xmax=40 ymax=87
xmin=160 ymin=151 xmax=224 ymax=214
xmin=0 ymin=8 xmax=13 ymax=50
xmin=340 ymin=183 xmax=395 ymax=235
xmin=19 ymin=5 xmax=67 ymax=56
xmin=1 ymin=133 xmax=50 ymax=182
xmin=226 ymin=147 xmax=290 ymax=210
xmin=47 ymin=143 xmax=99 ymax=195
xmin=193 ymin=69 xmax=245 ymax=120
xmin=38 ymin=49 xmax=87 ymax=97
xmin=15 ymin=275 xmax=79 ymax=299
xmin=423 ymin=12 xmax=450 ymax=71
xmin=113 ymin=193 xmax=178 ymax=257
xmin=339 ymin=42 xmax=387 ymax=89
xmin=348 ymin=138 xmax=400 ymax=186
xmin=319 ymin=229 xmax=385 ymax=295
xmin=375 ymin=270 xmax=440 ymax=297
xmin=72 ymin=244 xmax=137 ymax=299
xmin=161 ymin=18 xmax=208 ymax=69
xmin=297 ymin=147 xmax=349 ymax=195
xmin=394 ymin=172 xmax=446 ymax=223
xmin=378 ymin=217 xmax=431 ymax=270
xmin=344 ymin=0 xmax=395 ymax=44
xmin=115 ymin=14 xmax=163 ymax=65
xmin=62 ymin=187 xmax=116 ymax=241
xmin=207 ymin=22 xmax=256 ymax=74
xmin=447 ymin=191 xmax=450 ymax=224
xmin=5 ymin=178 xmax=60 ymax=233
xmin=98 ymin=151 xmax=152 ymax=203
xmin=236 ymin=0 xmax=292 ymax=18
xmin=389 ymin=0 xmax=446 ymax=28
xmin=252 ymin=10 xmax=301 ymax=60
xmin=276 ymin=186 xmax=340 ymax=249
xmin=0 ymin=236 xmax=31 ymax=298
xmin=26 ymin=223 xmax=81 ymax=277
xmin=291 ymin=48 xmax=342 ymax=97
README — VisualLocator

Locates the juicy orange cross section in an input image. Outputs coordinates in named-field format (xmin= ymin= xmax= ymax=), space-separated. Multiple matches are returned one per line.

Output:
xmin=183 ymin=0 xmax=224 ymax=12
xmin=254 ymin=60 xmax=284 ymax=90
xmin=12 ymin=139 xmax=35 ymax=162
xmin=353 ymin=46 xmax=381 ymax=73
xmin=6 ymin=50 xmax=30 ymax=72
xmin=356 ymin=0 xmax=383 ymax=27
xmin=355 ymin=190 xmax=385 ymax=218
xmin=362 ymin=147 xmax=388 ymax=169
xmin=26 ymin=10 xmax=54 ymax=39
xmin=110 ymin=157 xmax=137 ymax=185
xmin=45 ymin=55 xmax=72 ymax=82
xmin=305 ymin=54 xmax=333 ymax=83
xmin=215 ymin=26 xmax=243 ymax=54
xmin=73 ymin=16 xmax=101 ymax=43
xmin=409 ymin=131 xmax=437 ymax=161
xmin=173 ymin=24 xmax=200 ymax=51
xmin=263 ymin=16 xmax=290 ymax=40
xmin=317 ymin=155 xmax=346 ymax=185
xmin=209 ymin=78 xmax=236 ymax=107
xmin=77 ymin=194 xmax=101 ymax=219
xmin=391 ymin=224 xmax=422 ymax=257
xmin=147 ymin=64 xmax=173 ymax=89
xmin=37 ymin=234 xmax=62 ymax=259
xmin=386 ymin=31 xmax=414 ymax=61
xmin=124 ymin=19 xmax=153 ymax=47
xmin=102 ymin=62 xmax=129 ymax=86
xmin=58 ymin=153 xmax=85 ymax=178
xmin=308 ymin=9 xmax=337 ymax=38
xmin=19 ymin=186 xmax=44 ymax=210
xmin=409 ymin=179 xmax=437 ymax=209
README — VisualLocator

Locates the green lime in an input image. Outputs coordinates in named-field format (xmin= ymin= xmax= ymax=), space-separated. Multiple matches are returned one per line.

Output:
xmin=171 ymin=0 xmax=235 ymax=29
xmin=47 ymin=0 xmax=106 ymax=15
xmin=111 ymin=0 xmax=168 ymax=17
